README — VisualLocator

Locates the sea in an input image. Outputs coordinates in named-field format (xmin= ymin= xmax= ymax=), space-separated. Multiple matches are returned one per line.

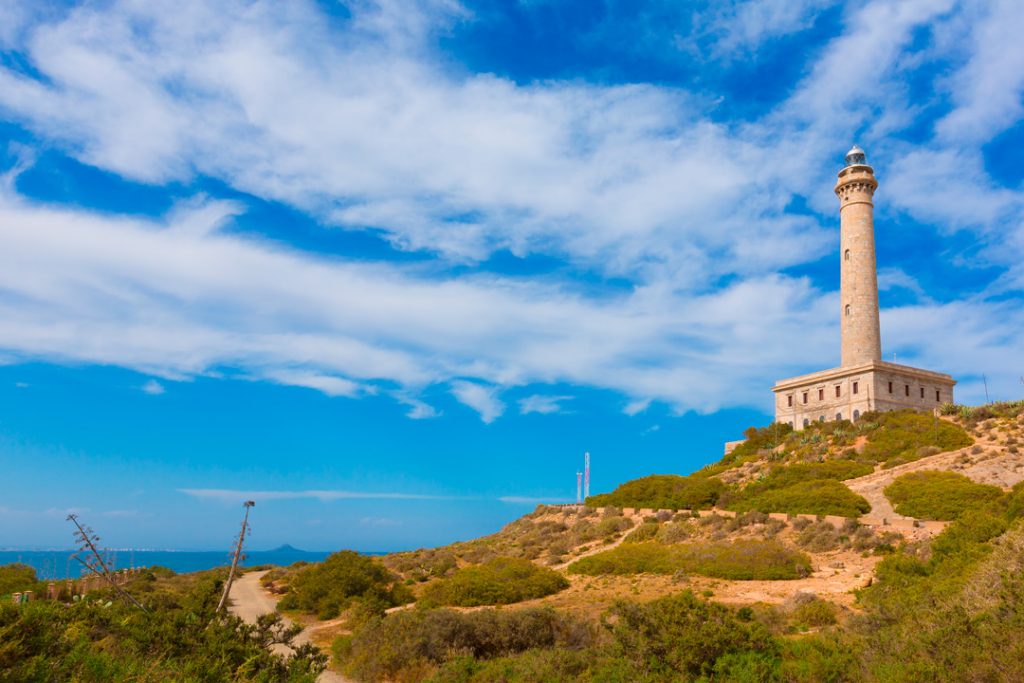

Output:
xmin=0 ymin=546 xmax=338 ymax=580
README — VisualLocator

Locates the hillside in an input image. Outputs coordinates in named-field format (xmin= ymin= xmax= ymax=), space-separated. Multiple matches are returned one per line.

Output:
xmin=248 ymin=403 xmax=1024 ymax=681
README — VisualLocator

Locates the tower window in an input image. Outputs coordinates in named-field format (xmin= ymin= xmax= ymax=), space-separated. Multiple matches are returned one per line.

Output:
xmin=818 ymin=389 xmax=824 ymax=401
xmin=835 ymin=385 xmax=841 ymax=398
xmin=836 ymin=412 xmax=843 ymax=420
xmin=853 ymin=409 xmax=860 ymax=420
xmin=845 ymin=304 xmax=851 ymax=316
xmin=844 ymin=249 xmax=850 ymax=261
xmin=936 ymin=390 xmax=941 ymax=402
xmin=803 ymin=418 xmax=809 ymax=427
xmin=905 ymin=384 xmax=910 ymax=397
xmin=787 ymin=395 xmax=793 ymax=407
xmin=920 ymin=387 xmax=925 ymax=399
xmin=803 ymin=392 xmax=808 ymax=404
xmin=819 ymin=416 xmax=825 ymax=422
xmin=853 ymin=381 xmax=859 ymax=395
xmin=888 ymin=381 xmax=893 ymax=393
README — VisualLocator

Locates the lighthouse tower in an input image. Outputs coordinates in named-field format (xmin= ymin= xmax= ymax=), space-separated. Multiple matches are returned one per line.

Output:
xmin=836 ymin=145 xmax=882 ymax=367
xmin=771 ymin=146 xmax=955 ymax=428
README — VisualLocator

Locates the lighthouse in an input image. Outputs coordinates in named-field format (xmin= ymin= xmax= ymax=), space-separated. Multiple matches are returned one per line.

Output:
xmin=771 ymin=146 xmax=955 ymax=428
xmin=836 ymin=144 xmax=882 ymax=367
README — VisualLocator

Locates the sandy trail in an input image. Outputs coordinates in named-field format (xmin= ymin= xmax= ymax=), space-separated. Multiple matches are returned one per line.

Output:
xmin=229 ymin=570 xmax=350 ymax=683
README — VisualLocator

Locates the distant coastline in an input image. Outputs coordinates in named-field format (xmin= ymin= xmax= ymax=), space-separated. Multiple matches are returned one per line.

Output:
xmin=0 ymin=547 xmax=375 ymax=579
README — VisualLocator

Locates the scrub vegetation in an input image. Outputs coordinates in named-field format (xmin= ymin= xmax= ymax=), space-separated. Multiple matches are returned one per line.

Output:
xmin=421 ymin=557 xmax=569 ymax=606
xmin=884 ymin=471 xmax=1006 ymax=520
xmin=567 ymin=539 xmax=811 ymax=580
xmin=274 ymin=550 xmax=413 ymax=620
xmin=0 ymin=568 xmax=326 ymax=682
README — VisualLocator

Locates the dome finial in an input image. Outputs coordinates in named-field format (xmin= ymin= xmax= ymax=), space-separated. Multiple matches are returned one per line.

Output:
xmin=845 ymin=144 xmax=867 ymax=167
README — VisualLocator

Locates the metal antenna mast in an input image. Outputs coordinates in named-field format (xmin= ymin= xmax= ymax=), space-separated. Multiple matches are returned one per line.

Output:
xmin=584 ymin=452 xmax=591 ymax=500
xmin=216 ymin=500 xmax=255 ymax=613
xmin=983 ymin=374 xmax=990 ymax=403
xmin=576 ymin=472 xmax=583 ymax=504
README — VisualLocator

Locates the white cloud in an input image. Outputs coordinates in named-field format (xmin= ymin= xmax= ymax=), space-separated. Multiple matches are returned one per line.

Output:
xmin=0 ymin=0 xmax=1018 ymax=418
xmin=141 ymin=379 xmax=165 ymax=395
xmin=177 ymin=488 xmax=457 ymax=503
xmin=518 ymin=394 xmax=572 ymax=415
xmin=624 ymin=398 xmax=652 ymax=416
xmin=451 ymin=381 xmax=505 ymax=423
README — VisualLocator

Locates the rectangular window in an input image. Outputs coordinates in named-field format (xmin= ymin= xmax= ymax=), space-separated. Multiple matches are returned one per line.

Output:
xmin=920 ymin=387 xmax=925 ymax=399
xmin=818 ymin=389 xmax=824 ymax=401
xmin=936 ymin=390 xmax=941 ymax=402
xmin=803 ymin=392 xmax=808 ymax=405
xmin=853 ymin=381 xmax=859 ymax=395
xmin=787 ymin=395 xmax=793 ymax=407
xmin=905 ymin=384 xmax=910 ymax=396
xmin=835 ymin=386 xmax=841 ymax=398
xmin=888 ymin=381 xmax=893 ymax=393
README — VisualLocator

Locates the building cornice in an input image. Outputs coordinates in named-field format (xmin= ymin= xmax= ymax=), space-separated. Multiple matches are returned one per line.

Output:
xmin=772 ymin=360 xmax=955 ymax=393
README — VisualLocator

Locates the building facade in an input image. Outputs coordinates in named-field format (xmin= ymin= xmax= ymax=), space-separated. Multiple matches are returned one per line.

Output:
xmin=772 ymin=146 xmax=955 ymax=428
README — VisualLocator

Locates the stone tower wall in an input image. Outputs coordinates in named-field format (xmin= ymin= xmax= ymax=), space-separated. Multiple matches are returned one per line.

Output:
xmin=836 ymin=165 xmax=882 ymax=366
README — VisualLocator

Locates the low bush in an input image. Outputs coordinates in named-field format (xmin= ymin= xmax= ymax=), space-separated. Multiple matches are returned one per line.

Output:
xmin=720 ymin=461 xmax=873 ymax=517
xmin=567 ymin=540 xmax=811 ymax=580
xmin=719 ymin=423 xmax=794 ymax=467
xmin=277 ymin=550 xmax=412 ymax=620
xmin=421 ymin=557 xmax=568 ymax=606
xmin=610 ymin=590 xmax=778 ymax=680
xmin=795 ymin=520 xmax=842 ymax=552
xmin=586 ymin=473 xmax=725 ymax=510
xmin=337 ymin=606 xmax=593 ymax=681
xmin=883 ymin=471 xmax=1005 ymax=520
xmin=0 ymin=571 xmax=326 ymax=681
xmin=787 ymin=593 xmax=838 ymax=628
xmin=0 ymin=563 xmax=44 ymax=596
xmin=727 ymin=479 xmax=871 ymax=518
xmin=859 ymin=410 xmax=972 ymax=467
xmin=622 ymin=521 xmax=660 ymax=543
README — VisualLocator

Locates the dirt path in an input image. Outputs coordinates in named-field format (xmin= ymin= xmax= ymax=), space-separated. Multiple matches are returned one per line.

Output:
xmin=229 ymin=571 xmax=350 ymax=683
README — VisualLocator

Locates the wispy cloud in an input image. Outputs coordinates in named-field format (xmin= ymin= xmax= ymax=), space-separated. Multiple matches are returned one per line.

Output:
xmin=177 ymin=488 xmax=459 ymax=503
xmin=141 ymin=379 xmax=165 ymax=395
xmin=451 ymin=381 xmax=505 ymax=423
xmin=518 ymin=394 xmax=573 ymax=415
xmin=497 ymin=496 xmax=569 ymax=505
xmin=0 ymin=0 xmax=1017 ymax=416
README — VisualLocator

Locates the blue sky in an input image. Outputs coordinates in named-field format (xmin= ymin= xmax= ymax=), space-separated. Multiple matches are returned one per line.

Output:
xmin=0 ymin=0 xmax=1022 ymax=551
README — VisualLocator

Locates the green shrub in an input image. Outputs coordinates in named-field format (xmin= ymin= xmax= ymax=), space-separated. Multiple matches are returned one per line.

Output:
xmin=610 ymin=591 xmax=779 ymax=680
xmin=421 ymin=557 xmax=568 ymax=606
xmin=338 ymin=606 xmax=592 ymax=681
xmin=278 ymin=550 xmax=411 ymax=619
xmin=0 ymin=571 xmax=326 ymax=681
xmin=567 ymin=540 xmax=811 ymax=580
xmin=1007 ymin=482 xmax=1024 ymax=521
xmin=586 ymin=473 xmax=725 ymax=510
xmin=622 ymin=522 xmax=660 ymax=543
xmin=883 ymin=471 xmax=1004 ymax=520
xmin=720 ymin=423 xmax=794 ymax=467
xmin=859 ymin=410 xmax=972 ymax=467
xmin=727 ymin=479 xmax=871 ymax=517
xmin=0 ymin=563 xmax=43 ymax=596
xmin=596 ymin=516 xmax=633 ymax=537
xmin=790 ymin=595 xmax=838 ymax=628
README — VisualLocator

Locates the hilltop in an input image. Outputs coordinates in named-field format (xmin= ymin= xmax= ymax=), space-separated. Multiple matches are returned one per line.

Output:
xmin=245 ymin=402 xmax=1024 ymax=682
